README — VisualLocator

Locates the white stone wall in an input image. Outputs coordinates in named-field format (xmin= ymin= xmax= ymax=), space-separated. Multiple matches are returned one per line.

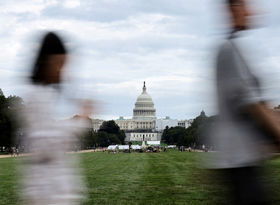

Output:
xmin=126 ymin=132 xmax=161 ymax=141
xmin=92 ymin=119 xmax=104 ymax=131
xmin=178 ymin=119 xmax=193 ymax=129
xmin=115 ymin=119 xmax=135 ymax=130
xmin=115 ymin=119 xmax=155 ymax=130
xmin=134 ymin=120 xmax=154 ymax=129
xmin=155 ymin=118 xmax=178 ymax=131
xmin=185 ymin=119 xmax=193 ymax=128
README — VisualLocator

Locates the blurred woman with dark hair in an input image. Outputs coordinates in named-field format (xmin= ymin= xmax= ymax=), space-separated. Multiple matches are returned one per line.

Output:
xmin=30 ymin=32 xmax=67 ymax=85
xmin=21 ymin=32 xmax=85 ymax=205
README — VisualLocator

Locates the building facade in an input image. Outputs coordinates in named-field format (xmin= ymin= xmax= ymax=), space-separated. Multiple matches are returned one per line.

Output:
xmin=91 ymin=82 xmax=194 ymax=142
xmin=178 ymin=119 xmax=193 ymax=129
xmin=115 ymin=82 xmax=161 ymax=142
xmin=155 ymin=116 xmax=178 ymax=131
xmin=92 ymin=119 xmax=104 ymax=132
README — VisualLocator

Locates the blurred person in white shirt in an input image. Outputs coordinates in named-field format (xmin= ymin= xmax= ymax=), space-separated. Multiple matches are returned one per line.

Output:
xmin=21 ymin=32 xmax=86 ymax=205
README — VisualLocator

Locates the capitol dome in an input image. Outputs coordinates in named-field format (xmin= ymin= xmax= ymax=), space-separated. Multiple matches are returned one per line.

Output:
xmin=133 ymin=82 xmax=156 ymax=120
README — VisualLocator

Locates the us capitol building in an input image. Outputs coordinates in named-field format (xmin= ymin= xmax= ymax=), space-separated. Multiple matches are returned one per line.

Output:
xmin=114 ymin=82 xmax=161 ymax=142
xmin=92 ymin=82 xmax=194 ymax=142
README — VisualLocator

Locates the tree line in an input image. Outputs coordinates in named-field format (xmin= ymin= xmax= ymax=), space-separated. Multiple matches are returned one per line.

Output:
xmin=1 ymin=88 xmax=215 ymax=151
xmin=161 ymin=112 xmax=216 ymax=148
xmin=0 ymin=88 xmax=125 ymax=152
xmin=1 ymin=87 xmax=229 ymax=152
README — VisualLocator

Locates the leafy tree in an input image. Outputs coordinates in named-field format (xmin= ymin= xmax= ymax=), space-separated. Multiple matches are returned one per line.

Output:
xmin=96 ymin=131 xmax=121 ymax=147
xmin=97 ymin=120 xmax=125 ymax=147
xmin=0 ymin=89 xmax=24 ymax=152
xmin=185 ymin=114 xmax=208 ymax=147
xmin=99 ymin=120 xmax=120 ymax=134
xmin=77 ymin=128 xmax=95 ymax=150
xmin=162 ymin=111 xmax=215 ymax=148
xmin=97 ymin=131 xmax=109 ymax=147
xmin=72 ymin=115 xmax=96 ymax=150
xmin=162 ymin=126 xmax=187 ymax=146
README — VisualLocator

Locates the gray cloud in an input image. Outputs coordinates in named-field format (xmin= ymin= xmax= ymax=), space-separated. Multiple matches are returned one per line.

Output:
xmin=0 ymin=0 xmax=280 ymax=120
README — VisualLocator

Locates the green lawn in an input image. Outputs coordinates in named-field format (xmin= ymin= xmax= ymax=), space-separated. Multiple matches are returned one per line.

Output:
xmin=0 ymin=156 xmax=18 ymax=205
xmin=1 ymin=151 xmax=280 ymax=205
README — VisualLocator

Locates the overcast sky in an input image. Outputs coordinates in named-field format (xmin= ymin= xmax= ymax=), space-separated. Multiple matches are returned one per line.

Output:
xmin=0 ymin=0 xmax=280 ymax=120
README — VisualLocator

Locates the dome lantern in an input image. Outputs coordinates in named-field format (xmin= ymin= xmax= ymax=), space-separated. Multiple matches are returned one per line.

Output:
xmin=143 ymin=81 xmax=146 ymax=93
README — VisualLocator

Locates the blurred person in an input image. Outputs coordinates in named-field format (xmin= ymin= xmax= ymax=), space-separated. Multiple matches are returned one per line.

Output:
xmin=21 ymin=32 xmax=86 ymax=205
xmin=212 ymin=0 xmax=280 ymax=204
xmin=11 ymin=147 xmax=16 ymax=157
xmin=16 ymin=147 xmax=19 ymax=156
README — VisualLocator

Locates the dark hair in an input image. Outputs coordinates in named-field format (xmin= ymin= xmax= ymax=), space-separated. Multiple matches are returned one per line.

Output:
xmin=227 ymin=0 xmax=242 ymax=5
xmin=30 ymin=32 xmax=67 ymax=84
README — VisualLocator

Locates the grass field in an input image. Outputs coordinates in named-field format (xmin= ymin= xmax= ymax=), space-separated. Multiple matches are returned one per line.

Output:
xmin=1 ymin=151 xmax=280 ymax=205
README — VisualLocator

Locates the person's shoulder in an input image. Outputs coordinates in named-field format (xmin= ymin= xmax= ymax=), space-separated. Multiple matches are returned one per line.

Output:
xmin=216 ymin=40 xmax=236 ymax=62
xmin=218 ymin=39 xmax=234 ymax=54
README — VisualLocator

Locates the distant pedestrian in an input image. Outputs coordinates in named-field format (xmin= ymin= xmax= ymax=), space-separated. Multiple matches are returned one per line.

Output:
xmin=202 ymin=144 xmax=205 ymax=151
xmin=11 ymin=147 xmax=16 ymax=157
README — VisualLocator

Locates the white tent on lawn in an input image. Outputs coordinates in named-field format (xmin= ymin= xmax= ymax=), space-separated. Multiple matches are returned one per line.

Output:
xmin=147 ymin=141 xmax=160 ymax=145
xmin=131 ymin=145 xmax=141 ymax=150
xmin=107 ymin=145 xmax=118 ymax=150
xmin=118 ymin=145 xmax=129 ymax=150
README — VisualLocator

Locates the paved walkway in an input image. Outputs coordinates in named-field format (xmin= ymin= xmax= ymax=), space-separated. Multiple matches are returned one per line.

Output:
xmin=0 ymin=149 xmax=99 ymax=159
xmin=0 ymin=153 xmax=31 ymax=158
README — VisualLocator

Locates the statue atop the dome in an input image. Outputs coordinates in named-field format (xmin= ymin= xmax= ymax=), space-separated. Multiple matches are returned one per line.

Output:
xmin=143 ymin=81 xmax=146 ymax=93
